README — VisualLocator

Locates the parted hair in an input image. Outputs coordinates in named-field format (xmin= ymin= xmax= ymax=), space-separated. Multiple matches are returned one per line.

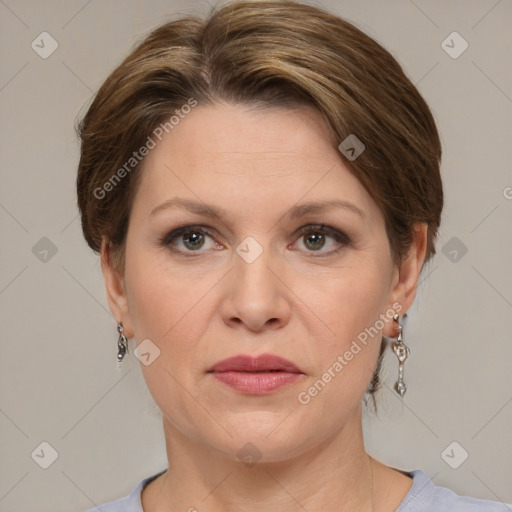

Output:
xmin=76 ymin=0 xmax=443 ymax=405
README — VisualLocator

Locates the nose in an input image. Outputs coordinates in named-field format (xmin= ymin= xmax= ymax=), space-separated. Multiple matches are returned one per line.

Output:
xmin=220 ymin=247 xmax=291 ymax=332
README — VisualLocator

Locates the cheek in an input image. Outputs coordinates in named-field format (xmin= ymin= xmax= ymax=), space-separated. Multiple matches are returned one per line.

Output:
xmin=323 ymin=259 xmax=391 ymax=337
xmin=124 ymin=249 xmax=212 ymax=374
xmin=295 ymin=276 xmax=386 ymax=422
xmin=124 ymin=252 xmax=208 ymax=431
xmin=125 ymin=248 xmax=195 ymax=337
xmin=304 ymin=258 xmax=390 ymax=394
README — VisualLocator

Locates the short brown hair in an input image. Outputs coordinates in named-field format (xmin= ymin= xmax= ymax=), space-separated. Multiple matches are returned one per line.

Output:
xmin=76 ymin=0 xmax=443 ymax=404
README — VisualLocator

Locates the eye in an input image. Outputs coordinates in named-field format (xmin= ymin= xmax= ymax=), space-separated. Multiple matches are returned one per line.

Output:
xmin=293 ymin=224 xmax=350 ymax=256
xmin=160 ymin=225 xmax=223 ymax=254
xmin=159 ymin=223 xmax=350 ymax=257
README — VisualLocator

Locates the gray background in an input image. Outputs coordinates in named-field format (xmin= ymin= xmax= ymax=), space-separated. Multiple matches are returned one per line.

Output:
xmin=1 ymin=0 xmax=511 ymax=510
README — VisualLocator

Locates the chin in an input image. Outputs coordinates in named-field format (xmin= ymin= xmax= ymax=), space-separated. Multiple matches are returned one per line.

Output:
xmin=206 ymin=417 xmax=317 ymax=464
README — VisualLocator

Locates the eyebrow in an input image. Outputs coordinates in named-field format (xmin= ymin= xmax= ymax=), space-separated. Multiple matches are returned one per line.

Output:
xmin=149 ymin=197 xmax=365 ymax=220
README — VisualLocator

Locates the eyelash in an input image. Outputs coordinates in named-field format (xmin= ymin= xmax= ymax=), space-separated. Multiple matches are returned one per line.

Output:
xmin=159 ymin=224 xmax=351 ymax=258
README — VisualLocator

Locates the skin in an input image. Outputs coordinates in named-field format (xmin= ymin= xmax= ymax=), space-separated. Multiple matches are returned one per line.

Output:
xmin=101 ymin=101 xmax=427 ymax=511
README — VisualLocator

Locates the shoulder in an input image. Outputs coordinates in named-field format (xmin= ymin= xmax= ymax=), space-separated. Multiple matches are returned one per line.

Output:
xmin=396 ymin=469 xmax=512 ymax=512
xmin=85 ymin=470 xmax=167 ymax=512
xmin=86 ymin=492 xmax=134 ymax=512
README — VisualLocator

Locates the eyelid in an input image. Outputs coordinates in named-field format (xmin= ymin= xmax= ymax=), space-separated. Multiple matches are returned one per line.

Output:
xmin=293 ymin=223 xmax=350 ymax=242
xmin=291 ymin=224 xmax=351 ymax=256
xmin=160 ymin=224 xmax=220 ymax=247
xmin=160 ymin=223 xmax=351 ymax=256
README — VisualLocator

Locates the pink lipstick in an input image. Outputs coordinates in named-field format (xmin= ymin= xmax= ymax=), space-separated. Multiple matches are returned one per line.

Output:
xmin=207 ymin=354 xmax=304 ymax=395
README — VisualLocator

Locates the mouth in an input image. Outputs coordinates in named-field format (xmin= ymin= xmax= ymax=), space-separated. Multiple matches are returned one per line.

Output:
xmin=207 ymin=353 xmax=304 ymax=373
xmin=207 ymin=354 xmax=304 ymax=395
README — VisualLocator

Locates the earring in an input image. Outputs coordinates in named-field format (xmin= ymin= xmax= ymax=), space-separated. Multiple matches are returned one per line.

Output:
xmin=117 ymin=323 xmax=128 ymax=365
xmin=391 ymin=313 xmax=410 ymax=398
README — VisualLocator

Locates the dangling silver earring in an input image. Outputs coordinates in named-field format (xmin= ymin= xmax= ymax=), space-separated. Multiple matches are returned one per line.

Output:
xmin=391 ymin=313 xmax=410 ymax=398
xmin=117 ymin=323 xmax=128 ymax=366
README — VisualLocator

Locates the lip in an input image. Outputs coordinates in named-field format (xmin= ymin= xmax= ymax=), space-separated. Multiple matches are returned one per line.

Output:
xmin=208 ymin=354 xmax=304 ymax=373
xmin=207 ymin=354 xmax=304 ymax=395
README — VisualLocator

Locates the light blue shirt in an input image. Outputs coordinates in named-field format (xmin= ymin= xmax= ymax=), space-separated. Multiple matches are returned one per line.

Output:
xmin=86 ymin=468 xmax=512 ymax=511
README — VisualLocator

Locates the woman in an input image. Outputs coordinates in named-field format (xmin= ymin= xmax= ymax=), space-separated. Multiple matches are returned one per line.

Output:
xmin=77 ymin=1 xmax=510 ymax=510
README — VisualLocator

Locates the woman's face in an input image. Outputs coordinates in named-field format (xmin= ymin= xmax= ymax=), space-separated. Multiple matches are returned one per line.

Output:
xmin=103 ymin=101 xmax=424 ymax=462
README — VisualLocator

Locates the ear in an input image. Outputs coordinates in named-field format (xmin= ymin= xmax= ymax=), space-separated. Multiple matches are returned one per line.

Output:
xmin=100 ymin=238 xmax=134 ymax=338
xmin=383 ymin=223 xmax=428 ymax=336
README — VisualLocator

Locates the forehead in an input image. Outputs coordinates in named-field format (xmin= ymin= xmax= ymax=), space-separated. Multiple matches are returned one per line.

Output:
xmin=131 ymin=102 xmax=379 ymax=223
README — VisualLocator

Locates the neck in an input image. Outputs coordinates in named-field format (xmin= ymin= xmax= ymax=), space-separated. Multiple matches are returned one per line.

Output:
xmin=143 ymin=404 xmax=377 ymax=512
